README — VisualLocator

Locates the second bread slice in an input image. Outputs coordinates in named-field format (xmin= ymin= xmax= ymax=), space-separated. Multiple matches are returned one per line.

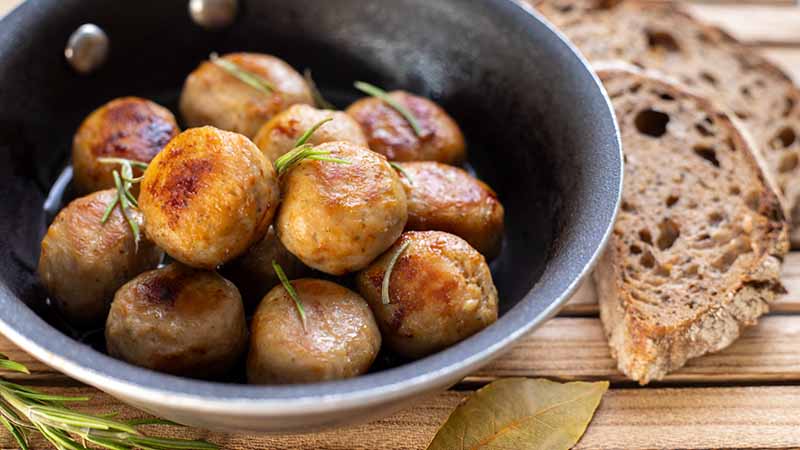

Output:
xmin=595 ymin=66 xmax=789 ymax=384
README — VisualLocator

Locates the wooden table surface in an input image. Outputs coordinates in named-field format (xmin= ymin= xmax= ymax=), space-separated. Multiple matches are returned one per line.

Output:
xmin=3 ymin=0 xmax=800 ymax=448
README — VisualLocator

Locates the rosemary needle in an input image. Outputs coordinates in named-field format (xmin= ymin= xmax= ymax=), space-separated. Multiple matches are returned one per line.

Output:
xmin=273 ymin=118 xmax=352 ymax=174
xmin=389 ymin=162 xmax=413 ymax=185
xmin=382 ymin=241 xmax=410 ymax=305
xmin=294 ymin=117 xmax=333 ymax=147
xmin=210 ymin=52 xmax=273 ymax=95
xmin=273 ymin=260 xmax=308 ymax=330
xmin=98 ymin=157 xmax=148 ymax=250
xmin=354 ymin=81 xmax=424 ymax=137
xmin=304 ymin=69 xmax=336 ymax=110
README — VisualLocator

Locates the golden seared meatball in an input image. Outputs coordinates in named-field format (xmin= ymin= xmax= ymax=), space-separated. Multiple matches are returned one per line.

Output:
xmin=247 ymin=279 xmax=381 ymax=384
xmin=72 ymin=97 xmax=179 ymax=194
xmin=38 ymin=189 xmax=162 ymax=325
xmin=276 ymin=141 xmax=407 ymax=275
xmin=179 ymin=52 xmax=313 ymax=138
xmin=221 ymin=226 xmax=308 ymax=308
xmin=106 ymin=264 xmax=247 ymax=377
xmin=346 ymin=91 xmax=465 ymax=164
xmin=253 ymin=104 xmax=367 ymax=162
xmin=139 ymin=126 xmax=279 ymax=269
xmin=356 ymin=231 xmax=498 ymax=359
xmin=397 ymin=162 xmax=505 ymax=259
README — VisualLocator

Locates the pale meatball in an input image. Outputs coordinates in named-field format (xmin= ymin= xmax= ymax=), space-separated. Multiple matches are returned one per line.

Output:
xmin=276 ymin=141 xmax=407 ymax=275
xmin=139 ymin=126 xmax=279 ymax=269
xmin=356 ymin=231 xmax=498 ymax=359
xmin=38 ymin=189 xmax=162 ymax=325
xmin=179 ymin=52 xmax=313 ymax=138
xmin=106 ymin=264 xmax=247 ymax=377
xmin=397 ymin=162 xmax=505 ymax=259
xmin=346 ymin=91 xmax=465 ymax=164
xmin=253 ymin=104 xmax=367 ymax=162
xmin=222 ymin=226 xmax=308 ymax=308
xmin=72 ymin=97 xmax=179 ymax=194
xmin=247 ymin=279 xmax=381 ymax=384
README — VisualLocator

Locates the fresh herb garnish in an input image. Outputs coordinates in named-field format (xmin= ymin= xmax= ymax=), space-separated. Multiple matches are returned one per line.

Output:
xmin=272 ymin=260 xmax=308 ymax=330
xmin=210 ymin=52 xmax=273 ymax=95
xmin=273 ymin=118 xmax=351 ymax=174
xmin=303 ymin=69 xmax=335 ymax=110
xmin=354 ymin=81 xmax=424 ymax=137
xmin=0 ymin=354 xmax=218 ymax=450
xmin=98 ymin=157 xmax=148 ymax=250
xmin=389 ymin=162 xmax=413 ymax=185
xmin=382 ymin=240 xmax=410 ymax=305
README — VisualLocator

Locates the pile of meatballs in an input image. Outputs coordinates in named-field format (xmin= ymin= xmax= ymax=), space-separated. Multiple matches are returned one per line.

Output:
xmin=38 ymin=52 xmax=505 ymax=384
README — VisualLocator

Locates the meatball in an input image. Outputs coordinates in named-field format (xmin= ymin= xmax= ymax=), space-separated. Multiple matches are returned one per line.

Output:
xmin=106 ymin=264 xmax=247 ymax=377
xmin=247 ymin=279 xmax=381 ymax=384
xmin=38 ymin=189 xmax=162 ymax=325
xmin=179 ymin=52 xmax=313 ymax=138
xmin=397 ymin=162 xmax=505 ymax=259
xmin=356 ymin=231 xmax=498 ymax=359
xmin=139 ymin=126 xmax=279 ymax=269
xmin=276 ymin=141 xmax=407 ymax=275
xmin=72 ymin=97 xmax=179 ymax=194
xmin=253 ymin=104 xmax=367 ymax=162
xmin=346 ymin=91 xmax=465 ymax=164
xmin=221 ymin=225 xmax=308 ymax=308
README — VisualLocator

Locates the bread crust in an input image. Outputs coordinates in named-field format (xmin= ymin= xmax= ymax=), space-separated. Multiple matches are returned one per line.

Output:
xmin=594 ymin=66 xmax=789 ymax=384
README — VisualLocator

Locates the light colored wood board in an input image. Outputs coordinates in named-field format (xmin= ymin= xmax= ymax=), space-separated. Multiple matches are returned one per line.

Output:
xmin=471 ymin=316 xmax=800 ymax=384
xmin=684 ymin=4 xmax=800 ymax=45
xmin=761 ymin=47 xmax=800 ymax=84
xmin=563 ymin=252 xmax=800 ymax=315
xmin=6 ymin=315 xmax=800 ymax=386
xmin=3 ymin=386 xmax=800 ymax=449
xmin=0 ymin=0 xmax=18 ymax=17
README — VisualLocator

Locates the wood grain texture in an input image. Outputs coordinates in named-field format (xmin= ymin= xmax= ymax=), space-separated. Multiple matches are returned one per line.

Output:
xmin=685 ymin=3 xmax=800 ymax=45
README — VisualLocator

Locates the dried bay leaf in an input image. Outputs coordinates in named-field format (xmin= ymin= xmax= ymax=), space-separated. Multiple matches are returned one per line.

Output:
xmin=426 ymin=378 xmax=608 ymax=450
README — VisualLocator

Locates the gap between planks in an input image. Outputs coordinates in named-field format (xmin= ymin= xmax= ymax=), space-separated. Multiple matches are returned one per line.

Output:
xmin=1 ymin=385 xmax=800 ymax=449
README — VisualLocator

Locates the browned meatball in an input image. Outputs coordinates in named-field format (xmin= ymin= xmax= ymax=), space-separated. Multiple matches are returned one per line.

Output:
xmin=397 ymin=162 xmax=505 ymax=259
xmin=276 ymin=141 xmax=407 ymax=275
xmin=253 ymin=104 xmax=367 ymax=162
xmin=72 ymin=97 xmax=179 ymax=194
xmin=356 ymin=231 xmax=498 ymax=359
xmin=106 ymin=264 xmax=247 ymax=377
xmin=346 ymin=91 xmax=465 ymax=163
xmin=38 ymin=189 xmax=162 ymax=325
xmin=221 ymin=225 xmax=308 ymax=307
xmin=139 ymin=126 xmax=279 ymax=269
xmin=179 ymin=52 xmax=313 ymax=138
xmin=247 ymin=279 xmax=381 ymax=384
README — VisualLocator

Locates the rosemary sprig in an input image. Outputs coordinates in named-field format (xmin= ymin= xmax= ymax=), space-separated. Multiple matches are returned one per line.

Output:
xmin=98 ymin=158 xmax=147 ymax=250
xmin=210 ymin=52 xmax=273 ymax=95
xmin=303 ymin=69 xmax=335 ymax=110
xmin=388 ymin=162 xmax=413 ymax=185
xmin=272 ymin=260 xmax=308 ymax=330
xmin=273 ymin=118 xmax=352 ymax=174
xmin=382 ymin=240 xmax=410 ymax=305
xmin=353 ymin=81 xmax=424 ymax=137
xmin=0 ymin=355 xmax=217 ymax=450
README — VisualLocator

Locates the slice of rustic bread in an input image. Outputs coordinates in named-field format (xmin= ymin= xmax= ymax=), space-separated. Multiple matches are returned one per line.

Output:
xmin=595 ymin=65 xmax=788 ymax=384
xmin=532 ymin=0 xmax=800 ymax=246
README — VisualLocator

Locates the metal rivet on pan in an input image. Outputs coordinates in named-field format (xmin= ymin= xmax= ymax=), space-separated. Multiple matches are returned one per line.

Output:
xmin=189 ymin=0 xmax=238 ymax=29
xmin=65 ymin=24 xmax=110 ymax=74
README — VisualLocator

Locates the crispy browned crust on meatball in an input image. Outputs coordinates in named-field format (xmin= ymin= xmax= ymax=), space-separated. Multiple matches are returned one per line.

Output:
xmin=72 ymin=97 xmax=179 ymax=194
xmin=221 ymin=225 xmax=308 ymax=308
xmin=356 ymin=231 xmax=498 ymax=359
xmin=276 ymin=141 xmax=408 ymax=275
xmin=139 ymin=126 xmax=279 ymax=269
xmin=397 ymin=162 xmax=505 ymax=259
xmin=179 ymin=52 xmax=313 ymax=138
xmin=345 ymin=91 xmax=465 ymax=164
xmin=106 ymin=264 xmax=247 ymax=377
xmin=38 ymin=189 xmax=162 ymax=325
xmin=247 ymin=278 xmax=381 ymax=384
xmin=253 ymin=104 xmax=367 ymax=162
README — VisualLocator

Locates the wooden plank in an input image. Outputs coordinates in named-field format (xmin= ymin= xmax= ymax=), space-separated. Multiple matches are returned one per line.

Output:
xmin=563 ymin=252 xmax=800 ymax=315
xmin=2 ymin=385 xmax=800 ymax=449
xmin=761 ymin=47 xmax=800 ymax=83
xmin=684 ymin=4 xmax=800 ymax=45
